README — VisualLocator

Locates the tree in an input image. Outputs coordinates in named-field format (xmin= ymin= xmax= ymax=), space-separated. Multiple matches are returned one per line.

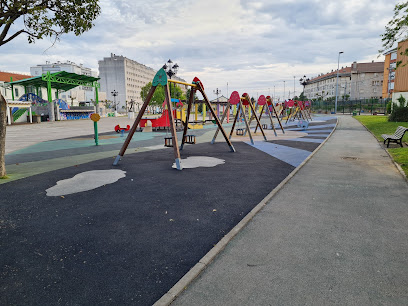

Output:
xmin=140 ymin=82 xmax=185 ymax=107
xmin=0 ymin=0 xmax=101 ymax=178
xmin=186 ymin=88 xmax=198 ymax=101
xmin=380 ymin=2 xmax=408 ymax=66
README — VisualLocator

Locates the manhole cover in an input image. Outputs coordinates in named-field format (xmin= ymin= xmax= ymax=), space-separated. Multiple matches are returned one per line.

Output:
xmin=341 ymin=156 xmax=358 ymax=160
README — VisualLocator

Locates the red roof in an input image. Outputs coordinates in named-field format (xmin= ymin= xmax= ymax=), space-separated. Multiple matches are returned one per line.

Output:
xmin=0 ymin=71 xmax=32 ymax=82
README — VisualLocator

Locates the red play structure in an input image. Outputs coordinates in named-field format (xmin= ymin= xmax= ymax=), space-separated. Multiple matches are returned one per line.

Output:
xmin=114 ymin=124 xmax=130 ymax=133
xmin=139 ymin=109 xmax=177 ymax=129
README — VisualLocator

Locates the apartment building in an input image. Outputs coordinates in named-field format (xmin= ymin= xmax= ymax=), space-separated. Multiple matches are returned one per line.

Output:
xmin=30 ymin=61 xmax=100 ymax=104
xmin=98 ymin=54 xmax=187 ymax=112
xmin=304 ymin=61 xmax=384 ymax=101
xmin=383 ymin=39 xmax=408 ymax=103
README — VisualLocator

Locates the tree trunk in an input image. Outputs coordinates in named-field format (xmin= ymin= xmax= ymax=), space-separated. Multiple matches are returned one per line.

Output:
xmin=0 ymin=93 xmax=7 ymax=177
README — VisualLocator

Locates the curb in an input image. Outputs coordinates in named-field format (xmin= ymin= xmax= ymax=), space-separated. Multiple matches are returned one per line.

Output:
xmin=153 ymin=118 xmax=339 ymax=306
xmin=352 ymin=117 xmax=408 ymax=182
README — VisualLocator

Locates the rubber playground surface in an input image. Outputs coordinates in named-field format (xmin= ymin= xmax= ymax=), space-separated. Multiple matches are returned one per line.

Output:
xmin=1 ymin=116 xmax=336 ymax=305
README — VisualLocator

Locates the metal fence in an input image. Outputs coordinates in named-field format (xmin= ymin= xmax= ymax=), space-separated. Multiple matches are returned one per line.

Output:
xmin=311 ymin=99 xmax=391 ymax=115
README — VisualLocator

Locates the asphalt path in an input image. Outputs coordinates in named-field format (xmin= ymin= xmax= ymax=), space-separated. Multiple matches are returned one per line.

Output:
xmin=1 ymin=116 xmax=336 ymax=305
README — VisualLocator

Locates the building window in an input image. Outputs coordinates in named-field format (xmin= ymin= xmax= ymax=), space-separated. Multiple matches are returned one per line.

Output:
xmin=391 ymin=52 xmax=397 ymax=60
xmin=14 ymin=88 xmax=19 ymax=97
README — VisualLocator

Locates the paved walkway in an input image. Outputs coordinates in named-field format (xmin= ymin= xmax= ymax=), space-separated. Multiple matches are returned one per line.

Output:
xmin=171 ymin=115 xmax=408 ymax=305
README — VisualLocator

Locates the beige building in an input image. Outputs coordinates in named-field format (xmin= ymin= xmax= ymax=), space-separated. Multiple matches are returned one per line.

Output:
xmin=304 ymin=61 xmax=384 ymax=101
xmin=99 ymin=54 xmax=187 ymax=112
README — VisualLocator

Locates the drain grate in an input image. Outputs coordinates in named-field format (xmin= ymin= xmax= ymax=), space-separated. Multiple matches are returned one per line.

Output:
xmin=341 ymin=156 xmax=358 ymax=160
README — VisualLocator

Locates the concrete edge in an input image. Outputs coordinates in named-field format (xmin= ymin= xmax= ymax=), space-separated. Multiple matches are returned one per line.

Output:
xmin=153 ymin=117 xmax=339 ymax=306
xmin=352 ymin=117 xmax=408 ymax=182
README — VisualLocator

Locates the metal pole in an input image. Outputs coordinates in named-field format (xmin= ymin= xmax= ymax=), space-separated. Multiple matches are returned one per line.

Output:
xmin=335 ymin=51 xmax=344 ymax=113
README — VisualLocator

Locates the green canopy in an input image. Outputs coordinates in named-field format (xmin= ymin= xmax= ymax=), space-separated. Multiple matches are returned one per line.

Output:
xmin=6 ymin=71 xmax=100 ymax=91
xmin=6 ymin=71 xmax=100 ymax=104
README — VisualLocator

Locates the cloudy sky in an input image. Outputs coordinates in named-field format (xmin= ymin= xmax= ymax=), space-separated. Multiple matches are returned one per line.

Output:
xmin=0 ymin=0 xmax=398 ymax=100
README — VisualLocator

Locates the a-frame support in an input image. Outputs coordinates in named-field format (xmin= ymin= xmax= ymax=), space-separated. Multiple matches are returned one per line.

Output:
xmin=188 ymin=79 xmax=235 ymax=152
xmin=113 ymin=69 xmax=235 ymax=170
xmin=259 ymin=96 xmax=285 ymax=134
xmin=241 ymin=93 xmax=267 ymax=141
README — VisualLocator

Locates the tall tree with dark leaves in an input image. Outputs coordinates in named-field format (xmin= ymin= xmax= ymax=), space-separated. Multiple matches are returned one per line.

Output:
xmin=0 ymin=0 xmax=101 ymax=177
xmin=380 ymin=2 xmax=408 ymax=67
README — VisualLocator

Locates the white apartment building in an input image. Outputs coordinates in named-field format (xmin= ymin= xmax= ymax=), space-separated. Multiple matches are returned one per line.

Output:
xmin=304 ymin=61 xmax=384 ymax=101
xmin=98 ymin=54 xmax=187 ymax=112
xmin=30 ymin=61 xmax=101 ymax=104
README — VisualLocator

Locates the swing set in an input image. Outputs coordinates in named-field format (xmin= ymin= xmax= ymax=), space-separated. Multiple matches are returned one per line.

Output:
xmin=113 ymin=68 xmax=235 ymax=170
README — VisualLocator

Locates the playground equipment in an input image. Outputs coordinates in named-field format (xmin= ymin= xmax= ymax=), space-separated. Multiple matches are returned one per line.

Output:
xmin=257 ymin=96 xmax=285 ymax=134
xmin=115 ymin=124 xmax=130 ymax=137
xmin=113 ymin=68 xmax=235 ymax=170
xmin=139 ymin=99 xmax=203 ymax=131
xmin=285 ymin=100 xmax=311 ymax=123
xmin=91 ymin=113 xmax=100 ymax=145
xmin=224 ymin=92 xmax=267 ymax=145
xmin=249 ymin=95 xmax=278 ymax=136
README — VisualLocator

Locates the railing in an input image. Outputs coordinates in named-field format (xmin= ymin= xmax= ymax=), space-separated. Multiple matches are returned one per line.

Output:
xmin=311 ymin=99 xmax=390 ymax=115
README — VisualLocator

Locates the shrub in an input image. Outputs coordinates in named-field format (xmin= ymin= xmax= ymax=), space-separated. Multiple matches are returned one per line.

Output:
xmin=386 ymin=101 xmax=392 ymax=114
xmin=389 ymin=106 xmax=408 ymax=122
xmin=389 ymin=95 xmax=408 ymax=122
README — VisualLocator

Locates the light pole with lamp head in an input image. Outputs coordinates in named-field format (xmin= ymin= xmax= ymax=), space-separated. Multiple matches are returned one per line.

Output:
xmin=335 ymin=51 xmax=344 ymax=113
xmin=163 ymin=59 xmax=178 ymax=99
xmin=163 ymin=59 xmax=179 ymax=125
xmin=111 ymin=89 xmax=118 ymax=113
xmin=299 ymin=75 xmax=310 ymax=101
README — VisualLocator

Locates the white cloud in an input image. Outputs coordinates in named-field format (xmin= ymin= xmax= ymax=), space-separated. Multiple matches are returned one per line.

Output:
xmin=0 ymin=0 xmax=396 ymax=100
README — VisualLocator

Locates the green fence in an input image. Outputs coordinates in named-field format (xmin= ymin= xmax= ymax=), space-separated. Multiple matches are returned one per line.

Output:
xmin=311 ymin=99 xmax=390 ymax=115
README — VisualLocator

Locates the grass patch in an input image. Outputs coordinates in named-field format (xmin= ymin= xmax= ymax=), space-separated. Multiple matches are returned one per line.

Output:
xmin=354 ymin=115 xmax=408 ymax=177
xmin=0 ymin=175 xmax=9 ymax=179
xmin=388 ymin=148 xmax=408 ymax=177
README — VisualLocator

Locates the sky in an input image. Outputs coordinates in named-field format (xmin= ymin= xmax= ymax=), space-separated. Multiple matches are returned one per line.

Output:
xmin=0 ymin=0 xmax=399 ymax=101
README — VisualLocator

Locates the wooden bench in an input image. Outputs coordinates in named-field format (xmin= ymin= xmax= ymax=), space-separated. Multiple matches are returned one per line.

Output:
xmin=381 ymin=126 xmax=408 ymax=148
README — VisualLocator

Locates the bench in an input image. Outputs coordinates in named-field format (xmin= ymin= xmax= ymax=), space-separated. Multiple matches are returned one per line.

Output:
xmin=381 ymin=126 xmax=408 ymax=148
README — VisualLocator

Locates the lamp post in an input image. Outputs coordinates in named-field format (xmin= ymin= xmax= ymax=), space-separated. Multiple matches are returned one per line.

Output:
xmin=335 ymin=51 xmax=344 ymax=113
xmin=213 ymin=88 xmax=221 ymax=118
xmin=299 ymin=75 xmax=310 ymax=101
xmin=111 ymin=89 xmax=118 ymax=112
xmin=293 ymin=76 xmax=296 ymax=99
xmin=163 ymin=59 xmax=178 ymax=99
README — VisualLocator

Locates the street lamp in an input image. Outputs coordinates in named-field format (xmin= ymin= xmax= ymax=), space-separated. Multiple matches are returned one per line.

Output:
xmin=335 ymin=51 xmax=344 ymax=113
xmin=111 ymin=89 xmax=118 ymax=111
xmin=299 ymin=75 xmax=310 ymax=101
xmin=163 ymin=59 xmax=179 ymax=99
xmin=213 ymin=88 xmax=221 ymax=118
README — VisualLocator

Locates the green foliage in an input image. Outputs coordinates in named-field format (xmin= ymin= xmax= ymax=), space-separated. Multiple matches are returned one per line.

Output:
xmin=388 ymin=147 xmax=408 ymax=176
xmin=387 ymin=101 xmax=392 ymax=114
xmin=380 ymin=2 xmax=408 ymax=64
xmin=389 ymin=95 xmax=408 ymax=121
xmin=141 ymin=82 xmax=185 ymax=106
xmin=0 ymin=0 xmax=101 ymax=47
xmin=389 ymin=107 xmax=408 ymax=122
xmin=397 ymin=94 xmax=407 ymax=107
xmin=299 ymin=92 xmax=307 ymax=101
xmin=186 ymin=88 xmax=198 ymax=101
